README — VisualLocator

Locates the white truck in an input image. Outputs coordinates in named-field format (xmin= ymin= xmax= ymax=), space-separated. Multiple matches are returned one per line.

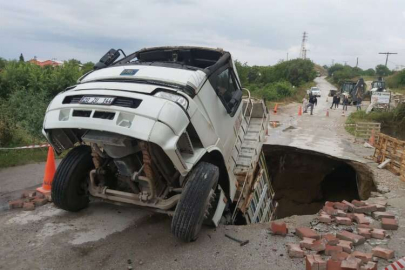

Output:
xmin=43 ymin=46 xmax=276 ymax=242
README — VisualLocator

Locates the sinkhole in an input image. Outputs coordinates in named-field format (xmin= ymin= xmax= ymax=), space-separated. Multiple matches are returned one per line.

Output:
xmin=262 ymin=145 xmax=376 ymax=219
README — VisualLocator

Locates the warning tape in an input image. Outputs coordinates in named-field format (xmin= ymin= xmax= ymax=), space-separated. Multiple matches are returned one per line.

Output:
xmin=0 ymin=143 xmax=50 ymax=150
xmin=269 ymin=121 xmax=356 ymax=128
xmin=384 ymin=257 xmax=405 ymax=270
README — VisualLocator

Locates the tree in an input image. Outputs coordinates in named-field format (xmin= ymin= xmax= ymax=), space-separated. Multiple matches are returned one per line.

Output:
xmin=81 ymin=62 xmax=95 ymax=74
xmin=375 ymin=65 xmax=391 ymax=77
xmin=19 ymin=53 xmax=25 ymax=62
xmin=363 ymin=68 xmax=376 ymax=77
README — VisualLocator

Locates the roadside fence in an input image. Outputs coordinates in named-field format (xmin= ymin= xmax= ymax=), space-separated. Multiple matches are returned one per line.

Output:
xmin=354 ymin=122 xmax=381 ymax=141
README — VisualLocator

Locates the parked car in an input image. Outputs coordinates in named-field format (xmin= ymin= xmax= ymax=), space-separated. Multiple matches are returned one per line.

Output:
xmin=310 ymin=87 xmax=321 ymax=97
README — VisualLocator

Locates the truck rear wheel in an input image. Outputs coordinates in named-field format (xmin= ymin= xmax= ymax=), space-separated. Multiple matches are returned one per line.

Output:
xmin=51 ymin=145 xmax=94 ymax=212
xmin=171 ymin=162 xmax=219 ymax=242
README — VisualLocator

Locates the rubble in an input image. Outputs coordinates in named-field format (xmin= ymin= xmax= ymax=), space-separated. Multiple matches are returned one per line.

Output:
xmin=322 ymin=234 xmax=339 ymax=246
xmin=286 ymin=243 xmax=305 ymax=258
xmin=8 ymin=190 xmax=49 ymax=211
xmin=296 ymin=227 xmax=320 ymax=240
xmin=351 ymin=251 xmax=373 ymax=263
xmin=305 ymin=254 xmax=326 ymax=270
xmin=271 ymin=221 xmax=288 ymax=236
xmin=372 ymin=211 xmax=395 ymax=220
xmin=336 ymin=217 xmax=352 ymax=225
xmin=337 ymin=240 xmax=353 ymax=253
xmin=370 ymin=229 xmax=386 ymax=239
xmin=372 ymin=246 xmax=394 ymax=260
xmin=381 ymin=218 xmax=398 ymax=230
xmin=22 ymin=202 xmax=35 ymax=211
xmin=8 ymin=199 xmax=24 ymax=209
xmin=325 ymin=245 xmax=343 ymax=256
xmin=357 ymin=228 xmax=371 ymax=239
xmin=336 ymin=231 xmax=366 ymax=246
xmin=341 ymin=256 xmax=362 ymax=269
xmin=300 ymin=237 xmax=315 ymax=249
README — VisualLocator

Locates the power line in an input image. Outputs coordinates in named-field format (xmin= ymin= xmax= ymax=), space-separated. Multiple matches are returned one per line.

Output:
xmin=379 ymin=52 xmax=398 ymax=67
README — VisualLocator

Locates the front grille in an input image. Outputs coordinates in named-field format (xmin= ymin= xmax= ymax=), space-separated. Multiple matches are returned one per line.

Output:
xmin=93 ymin=111 xmax=115 ymax=120
xmin=63 ymin=95 xmax=142 ymax=108
xmin=72 ymin=110 xmax=91 ymax=117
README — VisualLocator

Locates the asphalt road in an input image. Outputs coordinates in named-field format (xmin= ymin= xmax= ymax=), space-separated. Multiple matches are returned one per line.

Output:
xmin=0 ymin=77 xmax=404 ymax=270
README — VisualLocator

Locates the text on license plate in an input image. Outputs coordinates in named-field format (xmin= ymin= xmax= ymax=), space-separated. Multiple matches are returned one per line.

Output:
xmin=79 ymin=96 xmax=115 ymax=105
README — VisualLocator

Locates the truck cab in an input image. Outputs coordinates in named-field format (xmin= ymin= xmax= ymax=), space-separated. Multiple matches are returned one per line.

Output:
xmin=43 ymin=46 xmax=273 ymax=242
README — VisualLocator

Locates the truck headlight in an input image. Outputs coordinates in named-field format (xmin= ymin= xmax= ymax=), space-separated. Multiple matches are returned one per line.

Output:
xmin=154 ymin=92 xmax=188 ymax=109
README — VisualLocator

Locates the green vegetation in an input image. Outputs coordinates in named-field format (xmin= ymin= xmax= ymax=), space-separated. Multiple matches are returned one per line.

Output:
xmin=326 ymin=64 xmax=384 ymax=86
xmin=0 ymin=148 xmax=49 ymax=168
xmin=0 ymin=58 xmax=94 ymax=148
xmin=345 ymin=104 xmax=405 ymax=138
xmin=386 ymin=69 xmax=405 ymax=94
xmin=235 ymin=58 xmax=317 ymax=104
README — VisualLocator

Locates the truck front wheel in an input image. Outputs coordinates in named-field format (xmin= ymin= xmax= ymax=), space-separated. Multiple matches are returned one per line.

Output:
xmin=171 ymin=162 xmax=219 ymax=242
xmin=51 ymin=145 xmax=94 ymax=212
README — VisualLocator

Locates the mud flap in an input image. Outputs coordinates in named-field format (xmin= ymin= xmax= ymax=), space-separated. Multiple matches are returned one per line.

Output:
xmin=212 ymin=186 xmax=226 ymax=226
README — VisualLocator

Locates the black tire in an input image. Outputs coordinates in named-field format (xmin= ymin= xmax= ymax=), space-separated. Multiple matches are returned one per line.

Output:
xmin=171 ymin=162 xmax=219 ymax=242
xmin=52 ymin=145 xmax=94 ymax=212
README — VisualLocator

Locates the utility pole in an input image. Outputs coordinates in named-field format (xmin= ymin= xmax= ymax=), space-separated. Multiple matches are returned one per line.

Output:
xmin=300 ymin=32 xmax=308 ymax=59
xmin=379 ymin=52 xmax=398 ymax=67
xmin=356 ymin=57 xmax=359 ymax=68
xmin=286 ymin=52 xmax=289 ymax=61
xmin=344 ymin=61 xmax=348 ymax=66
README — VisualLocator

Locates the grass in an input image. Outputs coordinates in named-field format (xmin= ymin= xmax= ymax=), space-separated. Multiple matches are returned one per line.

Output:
xmin=266 ymin=81 xmax=316 ymax=109
xmin=0 ymin=148 xmax=49 ymax=168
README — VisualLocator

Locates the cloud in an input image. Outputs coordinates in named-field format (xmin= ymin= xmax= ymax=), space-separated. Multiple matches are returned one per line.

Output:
xmin=0 ymin=0 xmax=404 ymax=69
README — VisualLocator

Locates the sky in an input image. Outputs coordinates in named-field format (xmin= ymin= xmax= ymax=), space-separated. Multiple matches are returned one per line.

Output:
xmin=1 ymin=0 xmax=405 ymax=70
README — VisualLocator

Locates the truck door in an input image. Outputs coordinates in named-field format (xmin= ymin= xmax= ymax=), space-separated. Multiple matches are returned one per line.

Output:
xmin=197 ymin=65 xmax=243 ymax=163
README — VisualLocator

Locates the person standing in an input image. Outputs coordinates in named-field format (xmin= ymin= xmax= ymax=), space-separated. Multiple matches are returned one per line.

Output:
xmin=304 ymin=94 xmax=315 ymax=115
xmin=314 ymin=96 xmax=318 ymax=106
xmin=330 ymin=94 xmax=337 ymax=109
xmin=336 ymin=95 xmax=341 ymax=109
xmin=343 ymin=95 xmax=349 ymax=111
xmin=356 ymin=98 xmax=362 ymax=111
xmin=302 ymin=96 xmax=308 ymax=113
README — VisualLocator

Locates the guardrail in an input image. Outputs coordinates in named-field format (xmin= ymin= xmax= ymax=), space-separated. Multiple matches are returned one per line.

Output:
xmin=373 ymin=133 xmax=405 ymax=182
xmin=355 ymin=122 xmax=381 ymax=140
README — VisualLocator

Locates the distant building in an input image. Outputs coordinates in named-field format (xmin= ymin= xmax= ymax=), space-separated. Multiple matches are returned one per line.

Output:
xmin=29 ymin=56 xmax=64 ymax=67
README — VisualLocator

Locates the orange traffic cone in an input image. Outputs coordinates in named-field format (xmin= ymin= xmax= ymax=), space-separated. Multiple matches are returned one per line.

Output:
xmin=298 ymin=106 xmax=302 ymax=116
xmin=326 ymin=109 xmax=329 ymax=117
xmin=369 ymin=129 xmax=375 ymax=146
xmin=37 ymin=146 xmax=56 ymax=195
xmin=273 ymin=103 xmax=278 ymax=114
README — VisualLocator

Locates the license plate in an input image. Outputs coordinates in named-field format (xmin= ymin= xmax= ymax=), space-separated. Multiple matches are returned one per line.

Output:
xmin=79 ymin=96 xmax=115 ymax=105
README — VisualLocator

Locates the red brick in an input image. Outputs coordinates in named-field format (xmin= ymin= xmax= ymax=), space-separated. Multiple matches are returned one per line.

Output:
xmin=357 ymin=224 xmax=371 ymax=229
xmin=341 ymin=256 xmax=362 ymax=269
xmin=23 ymin=202 xmax=35 ymax=211
xmin=8 ymin=199 xmax=24 ymax=209
xmin=336 ymin=231 xmax=365 ymax=246
xmin=327 ymin=259 xmax=342 ymax=270
xmin=296 ymin=227 xmax=321 ymax=240
xmin=271 ymin=221 xmax=288 ymax=236
xmin=332 ymin=251 xmax=350 ymax=261
xmin=353 ymin=205 xmax=377 ymax=214
xmin=300 ymin=237 xmax=315 ymax=249
xmin=35 ymin=192 xmax=45 ymax=199
xmin=342 ymin=200 xmax=355 ymax=212
xmin=337 ymin=210 xmax=347 ymax=217
xmin=352 ymin=200 xmax=366 ymax=207
xmin=337 ymin=240 xmax=353 ymax=254
xmin=323 ymin=206 xmax=338 ymax=216
xmin=381 ymin=218 xmax=398 ymax=230
xmin=336 ymin=217 xmax=352 ymax=225
xmin=21 ymin=190 xmax=36 ymax=199
xmin=351 ymin=251 xmax=372 ymax=263
xmin=319 ymin=214 xmax=332 ymax=224
xmin=375 ymin=204 xmax=386 ymax=211
xmin=370 ymin=228 xmax=386 ymax=239
xmin=32 ymin=197 xmax=48 ymax=207
xmin=325 ymin=201 xmax=335 ymax=208
xmin=309 ymin=238 xmax=327 ymax=252
xmin=322 ymin=234 xmax=339 ymax=245
xmin=286 ymin=243 xmax=305 ymax=258
xmin=334 ymin=202 xmax=349 ymax=211
xmin=325 ymin=245 xmax=343 ymax=256
xmin=360 ymin=261 xmax=377 ymax=270
xmin=306 ymin=255 xmax=326 ymax=270
xmin=372 ymin=246 xmax=394 ymax=260
xmin=372 ymin=211 xmax=395 ymax=220
xmin=353 ymin=213 xmax=369 ymax=225
xmin=357 ymin=228 xmax=371 ymax=239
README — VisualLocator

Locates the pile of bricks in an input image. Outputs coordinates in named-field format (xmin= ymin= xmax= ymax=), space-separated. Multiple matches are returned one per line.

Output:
xmin=8 ymin=190 xmax=49 ymax=211
xmin=271 ymin=198 xmax=399 ymax=270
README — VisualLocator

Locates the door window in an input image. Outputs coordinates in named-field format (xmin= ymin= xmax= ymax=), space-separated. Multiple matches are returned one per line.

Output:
xmin=215 ymin=68 xmax=241 ymax=114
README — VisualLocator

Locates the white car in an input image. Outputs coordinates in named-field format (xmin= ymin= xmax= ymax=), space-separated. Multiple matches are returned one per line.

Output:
xmin=42 ymin=46 xmax=269 ymax=242
xmin=310 ymin=87 xmax=321 ymax=97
